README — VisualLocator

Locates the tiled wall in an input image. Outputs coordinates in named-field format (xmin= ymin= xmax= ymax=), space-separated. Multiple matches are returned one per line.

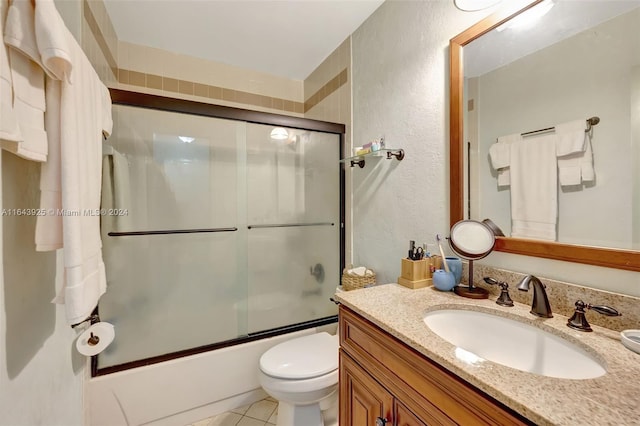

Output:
xmin=304 ymin=38 xmax=351 ymax=125
xmin=115 ymin=40 xmax=304 ymax=116
xmin=83 ymin=0 xmax=118 ymax=86
xmin=303 ymin=37 xmax=353 ymax=263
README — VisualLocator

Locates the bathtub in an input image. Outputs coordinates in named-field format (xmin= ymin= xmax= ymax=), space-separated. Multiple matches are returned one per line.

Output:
xmin=87 ymin=324 xmax=336 ymax=426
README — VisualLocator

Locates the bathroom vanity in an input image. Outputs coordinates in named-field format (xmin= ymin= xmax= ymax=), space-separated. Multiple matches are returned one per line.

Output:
xmin=339 ymin=306 xmax=530 ymax=425
xmin=335 ymin=284 xmax=640 ymax=426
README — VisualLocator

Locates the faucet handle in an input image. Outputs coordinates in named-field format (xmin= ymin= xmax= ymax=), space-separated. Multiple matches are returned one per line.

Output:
xmin=483 ymin=277 xmax=514 ymax=307
xmin=567 ymin=300 xmax=621 ymax=332
xmin=589 ymin=304 xmax=621 ymax=317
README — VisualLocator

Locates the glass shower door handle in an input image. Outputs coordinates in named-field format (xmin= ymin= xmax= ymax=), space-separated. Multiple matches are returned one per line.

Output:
xmin=108 ymin=227 xmax=238 ymax=236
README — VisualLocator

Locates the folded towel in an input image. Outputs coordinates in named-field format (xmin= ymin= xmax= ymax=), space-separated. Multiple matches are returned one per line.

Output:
xmin=509 ymin=134 xmax=558 ymax=241
xmin=555 ymin=119 xmax=586 ymax=156
xmin=489 ymin=133 xmax=521 ymax=187
xmin=556 ymin=119 xmax=594 ymax=186
xmin=2 ymin=0 xmax=47 ymax=162
xmin=34 ymin=0 xmax=72 ymax=82
xmin=0 ymin=0 xmax=21 ymax=144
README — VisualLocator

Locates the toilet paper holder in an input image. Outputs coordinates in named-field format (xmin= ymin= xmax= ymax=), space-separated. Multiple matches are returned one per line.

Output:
xmin=72 ymin=314 xmax=102 ymax=346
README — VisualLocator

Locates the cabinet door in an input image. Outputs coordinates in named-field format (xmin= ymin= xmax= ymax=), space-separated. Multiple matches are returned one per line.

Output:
xmin=395 ymin=400 xmax=428 ymax=426
xmin=340 ymin=350 xmax=394 ymax=426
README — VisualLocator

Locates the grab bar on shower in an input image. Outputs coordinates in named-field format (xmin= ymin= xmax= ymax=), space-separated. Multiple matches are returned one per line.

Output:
xmin=247 ymin=222 xmax=334 ymax=230
xmin=108 ymin=227 xmax=238 ymax=237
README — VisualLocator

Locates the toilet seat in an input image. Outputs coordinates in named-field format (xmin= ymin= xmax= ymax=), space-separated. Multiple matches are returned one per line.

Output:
xmin=260 ymin=332 xmax=339 ymax=379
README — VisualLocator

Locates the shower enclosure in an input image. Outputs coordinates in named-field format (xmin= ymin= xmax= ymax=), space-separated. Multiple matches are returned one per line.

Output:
xmin=96 ymin=90 xmax=344 ymax=375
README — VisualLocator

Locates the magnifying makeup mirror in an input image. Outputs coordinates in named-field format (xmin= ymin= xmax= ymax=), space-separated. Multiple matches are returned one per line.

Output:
xmin=448 ymin=219 xmax=496 ymax=299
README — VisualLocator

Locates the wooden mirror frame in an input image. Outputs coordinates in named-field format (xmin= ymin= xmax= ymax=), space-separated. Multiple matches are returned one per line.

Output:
xmin=449 ymin=0 xmax=640 ymax=272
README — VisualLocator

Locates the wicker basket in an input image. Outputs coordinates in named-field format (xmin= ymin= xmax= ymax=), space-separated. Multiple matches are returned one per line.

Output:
xmin=341 ymin=266 xmax=376 ymax=291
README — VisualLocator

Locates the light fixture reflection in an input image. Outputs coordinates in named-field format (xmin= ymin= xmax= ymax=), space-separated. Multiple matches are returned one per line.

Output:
xmin=454 ymin=347 xmax=485 ymax=365
xmin=454 ymin=0 xmax=502 ymax=12
xmin=270 ymin=127 xmax=289 ymax=140
xmin=497 ymin=0 xmax=555 ymax=32
xmin=178 ymin=136 xmax=195 ymax=143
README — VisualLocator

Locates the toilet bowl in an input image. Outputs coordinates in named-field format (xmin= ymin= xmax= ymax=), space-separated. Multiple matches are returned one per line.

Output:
xmin=259 ymin=332 xmax=339 ymax=426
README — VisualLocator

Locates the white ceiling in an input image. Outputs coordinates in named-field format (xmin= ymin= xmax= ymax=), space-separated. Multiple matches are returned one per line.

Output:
xmin=103 ymin=0 xmax=385 ymax=81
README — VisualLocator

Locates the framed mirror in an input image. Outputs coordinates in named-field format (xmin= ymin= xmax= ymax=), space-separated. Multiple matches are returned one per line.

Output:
xmin=449 ymin=0 xmax=640 ymax=272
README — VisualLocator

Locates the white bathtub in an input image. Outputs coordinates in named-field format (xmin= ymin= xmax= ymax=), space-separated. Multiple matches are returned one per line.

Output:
xmin=87 ymin=324 xmax=336 ymax=426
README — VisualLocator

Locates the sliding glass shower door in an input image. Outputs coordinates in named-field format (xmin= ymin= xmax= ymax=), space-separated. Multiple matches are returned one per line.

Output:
xmin=97 ymin=98 xmax=342 ymax=372
xmin=246 ymin=125 xmax=340 ymax=333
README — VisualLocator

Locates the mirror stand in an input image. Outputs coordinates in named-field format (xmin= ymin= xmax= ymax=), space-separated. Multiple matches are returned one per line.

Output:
xmin=453 ymin=259 xmax=489 ymax=299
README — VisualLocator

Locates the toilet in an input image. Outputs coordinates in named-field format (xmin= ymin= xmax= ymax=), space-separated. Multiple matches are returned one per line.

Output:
xmin=259 ymin=332 xmax=339 ymax=426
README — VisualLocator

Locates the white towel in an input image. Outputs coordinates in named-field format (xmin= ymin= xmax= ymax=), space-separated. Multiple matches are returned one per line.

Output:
xmin=35 ymin=76 xmax=62 ymax=251
xmin=489 ymin=133 xmax=521 ymax=186
xmin=34 ymin=0 xmax=71 ymax=82
xmin=509 ymin=134 xmax=558 ymax=241
xmin=34 ymin=8 xmax=113 ymax=325
xmin=556 ymin=119 xmax=594 ymax=186
xmin=2 ymin=0 xmax=48 ymax=161
xmin=0 ymin=0 xmax=21 ymax=144
xmin=556 ymin=119 xmax=586 ymax=156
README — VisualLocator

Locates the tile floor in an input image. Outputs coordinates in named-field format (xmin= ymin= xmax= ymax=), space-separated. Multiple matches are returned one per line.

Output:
xmin=189 ymin=397 xmax=278 ymax=426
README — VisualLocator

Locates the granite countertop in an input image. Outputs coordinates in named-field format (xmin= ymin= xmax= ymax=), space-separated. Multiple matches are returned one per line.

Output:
xmin=334 ymin=283 xmax=640 ymax=426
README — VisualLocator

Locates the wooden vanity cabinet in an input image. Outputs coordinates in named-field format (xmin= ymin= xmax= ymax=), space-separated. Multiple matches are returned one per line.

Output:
xmin=339 ymin=306 xmax=532 ymax=426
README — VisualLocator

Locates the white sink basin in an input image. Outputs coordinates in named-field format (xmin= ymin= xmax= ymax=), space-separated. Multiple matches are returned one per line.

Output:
xmin=423 ymin=309 xmax=606 ymax=379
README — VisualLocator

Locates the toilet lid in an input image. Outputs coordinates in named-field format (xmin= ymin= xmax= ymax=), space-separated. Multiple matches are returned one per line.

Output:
xmin=259 ymin=332 xmax=339 ymax=379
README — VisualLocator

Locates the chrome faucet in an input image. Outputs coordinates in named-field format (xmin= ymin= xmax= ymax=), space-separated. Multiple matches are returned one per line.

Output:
xmin=517 ymin=275 xmax=553 ymax=318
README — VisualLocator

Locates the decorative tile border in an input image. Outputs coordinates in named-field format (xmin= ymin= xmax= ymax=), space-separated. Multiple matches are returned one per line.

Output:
xmin=304 ymin=68 xmax=348 ymax=113
xmin=116 ymin=68 xmax=305 ymax=114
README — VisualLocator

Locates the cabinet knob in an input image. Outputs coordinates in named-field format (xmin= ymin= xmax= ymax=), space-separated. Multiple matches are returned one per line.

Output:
xmin=376 ymin=417 xmax=388 ymax=426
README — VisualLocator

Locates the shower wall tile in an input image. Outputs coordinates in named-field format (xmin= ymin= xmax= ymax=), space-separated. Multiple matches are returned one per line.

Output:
xmin=304 ymin=36 xmax=352 ymax=264
xmin=113 ymin=40 xmax=305 ymax=117
xmin=83 ymin=0 xmax=117 ymax=84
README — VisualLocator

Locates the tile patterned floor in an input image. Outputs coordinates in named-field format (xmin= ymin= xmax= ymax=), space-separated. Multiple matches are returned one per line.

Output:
xmin=189 ymin=397 xmax=278 ymax=426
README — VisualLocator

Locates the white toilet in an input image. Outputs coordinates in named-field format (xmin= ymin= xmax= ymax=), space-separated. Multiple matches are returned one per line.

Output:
xmin=259 ymin=332 xmax=339 ymax=426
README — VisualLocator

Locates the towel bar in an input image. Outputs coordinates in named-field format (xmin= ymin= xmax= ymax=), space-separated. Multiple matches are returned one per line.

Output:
xmin=520 ymin=116 xmax=600 ymax=137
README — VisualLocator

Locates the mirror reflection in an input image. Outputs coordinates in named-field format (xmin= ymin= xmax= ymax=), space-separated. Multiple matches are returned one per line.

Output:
xmin=463 ymin=1 xmax=640 ymax=250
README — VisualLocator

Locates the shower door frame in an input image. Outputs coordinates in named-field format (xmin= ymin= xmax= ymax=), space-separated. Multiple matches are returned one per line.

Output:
xmin=94 ymin=88 xmax=345 ymax=377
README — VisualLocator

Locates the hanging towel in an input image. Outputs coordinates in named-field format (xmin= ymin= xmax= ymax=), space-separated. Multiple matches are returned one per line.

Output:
xmin=2 ymin=0 xmax=48 ymax=161
xmin=0 ymin=0 xmax=21 ymax=144
xmin=34 ymin=5 xmax=113 ymax=325
xmin=33 ymin=0 xmax=72 ymax=82
xmin=34 ymin=76 xmax=62 ymax=250
xmin=509 ymin=133 xmax=558 ymax=241
xmin=489 ymin=133 xmax=521 ymax=186
xmin=556 ymin=119 xmax=594 ymax=186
